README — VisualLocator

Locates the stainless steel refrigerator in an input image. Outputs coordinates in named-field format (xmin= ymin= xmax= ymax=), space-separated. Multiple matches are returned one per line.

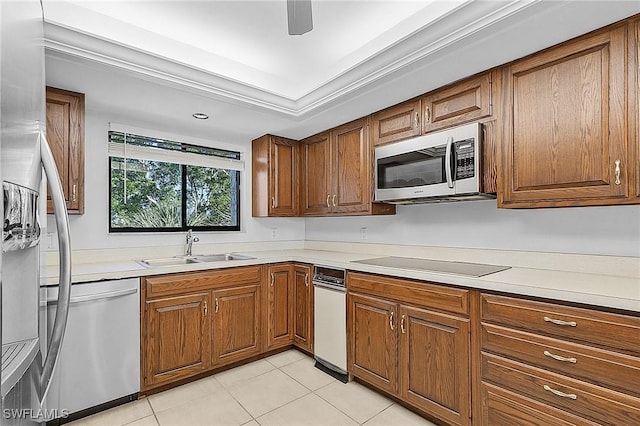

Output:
xmin=1 ymin=0 xmax=72 ymax=424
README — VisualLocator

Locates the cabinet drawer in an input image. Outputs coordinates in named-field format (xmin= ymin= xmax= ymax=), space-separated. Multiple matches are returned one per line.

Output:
xmin=481 ymin=382 xmax=598 ymax=426
xmin=145 ymin=266 xmax=263 ymax=298
xmin=481 ymin=294 xmax=640 ymax=355
xmin=348 ymin=272 xmax=469 ymax=315
xmin=482 ymin=353 xmax=640 ymax=426
xmin=482 ymin=323 xmax=640 ymax=397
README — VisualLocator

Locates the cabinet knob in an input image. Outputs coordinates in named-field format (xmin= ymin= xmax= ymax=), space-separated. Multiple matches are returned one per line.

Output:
xmin=414 ymin=112 xmax=419 ymax=128
xmin=271 ymin=196 xmax=275 ymax=208
xmin=389 ymin=311 xmax=394 ymax=331
xmin=215 ymin=298 xmax=219 ymax=313
xmin=425 ymin=106 xmax=431 ymax=123
xmin=203 ymin=300 xmax=208 ymax=316
xmin=305 ymin=273 xmax=309 ymax=287
xmin=614 ymin=160 xmax=621 ymax=185
xmin=326 ymin=194 xmax=331 ymax=208
xmin=332 ymin=194 xmax=336 ymax=207
xmin=400 ymin=314 xmax=406 ymax=334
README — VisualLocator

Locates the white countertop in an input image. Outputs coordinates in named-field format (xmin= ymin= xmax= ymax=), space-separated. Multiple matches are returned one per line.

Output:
xmin=43 ymin=246 xmax=640 ymax=313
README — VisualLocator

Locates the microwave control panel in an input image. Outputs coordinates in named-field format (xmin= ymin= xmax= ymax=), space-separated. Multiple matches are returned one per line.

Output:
xmin=454 ymin=138 xmax=475 ymax=179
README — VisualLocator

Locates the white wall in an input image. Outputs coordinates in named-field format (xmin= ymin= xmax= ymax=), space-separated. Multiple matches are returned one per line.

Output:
xmin=304 ymin=201 xmax=640 ymax=257
xmin=44 ymin=107 xmax=305 ymax=251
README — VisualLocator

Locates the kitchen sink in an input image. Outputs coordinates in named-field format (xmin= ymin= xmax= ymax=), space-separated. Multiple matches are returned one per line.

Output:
xmin=138 ymin=253 xmax=256 ymax=268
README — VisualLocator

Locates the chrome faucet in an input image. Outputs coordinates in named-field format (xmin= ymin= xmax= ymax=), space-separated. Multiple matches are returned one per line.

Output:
xmin=185 ymin=229 xmax=199 ymax=256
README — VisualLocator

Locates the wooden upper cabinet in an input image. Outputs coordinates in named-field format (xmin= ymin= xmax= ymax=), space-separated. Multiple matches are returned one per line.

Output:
xmin=252 ymin=135 xmax=298 ymax=217
xmin=371 ymin=99 xmax=421 ymax=146
xmin=301 ymin=118 xmax=395 ymax=217
xmin=634 ymin=19 xmax=640 ymax=201
xmin=332 ymin=118 xmax=371 ymax=214
xmin=421 ymin=72 xmax=492 ymax=134
xmin=300 ymin=132 xmax=332 ymax=215
xmin=499 ymin=25 xmax=632 ymax=207
xmin=45 ymin=87 xmax=85 ymax=214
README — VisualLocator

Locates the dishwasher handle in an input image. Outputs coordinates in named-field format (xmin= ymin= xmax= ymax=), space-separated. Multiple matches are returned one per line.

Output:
xmin=47 ymin=288 xmax=138 ymax=306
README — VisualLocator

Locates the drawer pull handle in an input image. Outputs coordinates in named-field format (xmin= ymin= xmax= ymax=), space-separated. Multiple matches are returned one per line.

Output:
xmin=544 ymin=350 xmax=577 ymax=364
xmin=614 ymin=160 xmax=621 ymax=185
xmin=400 ymin=314 xmax=406 ymax=334
xmin=389 ymin=311 xmax=394 ymax=331
xmin=543 ymin=316 xmax=577 ymax=327
xmin=543 ymin=385 xmax=577 ymax=400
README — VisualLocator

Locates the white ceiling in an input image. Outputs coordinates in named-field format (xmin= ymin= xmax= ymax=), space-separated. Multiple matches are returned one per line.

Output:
xmin=42 ymin=0 xmax=640 ymax=146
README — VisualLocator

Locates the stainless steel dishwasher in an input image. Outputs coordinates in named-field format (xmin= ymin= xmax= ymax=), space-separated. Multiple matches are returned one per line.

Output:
xmin=42 ymin=278 xmax=140 ymax=422
xmin=313 ymin=265 xmax=347 ymax=382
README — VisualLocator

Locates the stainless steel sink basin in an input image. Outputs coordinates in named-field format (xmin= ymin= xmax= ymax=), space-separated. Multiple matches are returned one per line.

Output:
xmin=138 ymin=253 xmax=256 ymax=268
xmin=138 ymin=257 xmax=200 ymax=268
xmin=192 ymin=253 xmax=255 ymax=262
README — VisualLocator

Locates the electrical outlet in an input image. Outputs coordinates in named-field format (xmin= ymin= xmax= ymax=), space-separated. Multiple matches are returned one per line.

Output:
xmin=46 ymin=233 xmax=54 ymax=249
xmin=360 ymin=227 xmax=367 ymax=241
xmin=271 ymin=228 xmax=277 ymax=240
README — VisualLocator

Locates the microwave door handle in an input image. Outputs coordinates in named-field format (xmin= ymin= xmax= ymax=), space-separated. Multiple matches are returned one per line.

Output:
xmin=445 ymin=136 xmax=454 ymax=189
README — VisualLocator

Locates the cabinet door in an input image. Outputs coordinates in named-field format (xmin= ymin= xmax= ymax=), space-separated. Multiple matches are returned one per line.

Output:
xmin=500 ymin=25 xmax=629 ymax=207
xmin=270 ymin=137 xmax=298 ymax=216
xmin=266 ymin=264 xmax=294 ymax=350
xmin=45 ymin=87 xmax=84 ymax=214
xmin=332 ymin=118 xmax=371 ymax=214
xmin=421 ymin=73 xmax=492 ymax=134
xmin=212 ymin=285 xmax=261 ymax=367
xmin=144 ymin=293 xmax=210 ymax=388
xmin=300 ymin=132 xmax=332 ymax=215
xmin=372 ymin=99 xmax=421 ymax=146
xmin=634 ymin=19 xmax=640 ymax=201
xmin=399 ymin=305 xmax=471 ymax=426
xmin=348 ymin=293 xmax=398 ymax=394
xmin=293 ymin=264 xmax=313 ymax=353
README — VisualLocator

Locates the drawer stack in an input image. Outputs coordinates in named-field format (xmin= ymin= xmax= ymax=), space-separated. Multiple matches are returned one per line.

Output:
xmin=479 ymin=294 xmax=640 ymax=425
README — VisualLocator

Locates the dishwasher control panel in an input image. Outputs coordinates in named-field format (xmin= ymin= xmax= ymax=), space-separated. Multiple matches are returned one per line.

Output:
xmin=313 ymin=265 xmax=345 ymax=289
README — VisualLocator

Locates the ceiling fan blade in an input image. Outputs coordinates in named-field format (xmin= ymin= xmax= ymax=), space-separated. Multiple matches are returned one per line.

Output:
xmin=287 ymin=0 xmax=313 ymax=35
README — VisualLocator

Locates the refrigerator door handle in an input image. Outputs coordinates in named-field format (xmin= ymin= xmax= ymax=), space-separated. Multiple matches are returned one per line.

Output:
xmin=38 ymin=131 xmax=72 ymax=400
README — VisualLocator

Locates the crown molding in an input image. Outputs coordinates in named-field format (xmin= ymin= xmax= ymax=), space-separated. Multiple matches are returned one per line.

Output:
xmin=43 ymin=0 xmax=637 ymax=119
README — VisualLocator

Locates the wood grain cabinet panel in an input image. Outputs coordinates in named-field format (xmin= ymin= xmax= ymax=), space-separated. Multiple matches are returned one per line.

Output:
xmin=499 ymin=25 xmax=633 ymax=207
xmin=634 ymin=19 xmax=640 ymax=200
xmin=300 ymin=132 xmax=332 ymax=215
xmin=45 ymin=87 xmax=85 ymax=214
xmin=349 ymin=293 xmax=398 ymax=394
xmin=212 ymin=284 xmax=261 ymax=367
xmin=399 ymin=305 xmax=471 ymax=426
xmin=371 ymin=99 xmax=421 ymax=146
xmin=252 ymin=134 xmax=298 ymax=217
xmin=293 ymin=264 xmax=313 ymax=353
xmin=265 ymin=264 xmax=294 ymax=350
xmin=421 ymin=73 xmax=492 ymax=134
xmin=144 ymin=293 xmax=210 ymax=389
xmin=300 ymin=119 xmax=395 ymax=216
xmin=348 ymin=272 xmax=472 ymax=426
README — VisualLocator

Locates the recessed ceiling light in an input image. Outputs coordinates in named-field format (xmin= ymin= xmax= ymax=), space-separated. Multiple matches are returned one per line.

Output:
xmin=192 ymin=112 xmax=209 ymax=120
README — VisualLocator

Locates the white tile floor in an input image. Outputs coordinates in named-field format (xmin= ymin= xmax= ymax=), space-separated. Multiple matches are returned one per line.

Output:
xmin=69 ymin=350 xmax=437 ymax=426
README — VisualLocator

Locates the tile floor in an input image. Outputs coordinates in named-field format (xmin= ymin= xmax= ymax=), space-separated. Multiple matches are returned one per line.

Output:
xmin=68 ymin=349 xmax=437 ymax=426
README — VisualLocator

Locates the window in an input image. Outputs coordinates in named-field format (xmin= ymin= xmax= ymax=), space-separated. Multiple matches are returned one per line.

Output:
xmin=108 ymin=130 xmax=242 ymax=232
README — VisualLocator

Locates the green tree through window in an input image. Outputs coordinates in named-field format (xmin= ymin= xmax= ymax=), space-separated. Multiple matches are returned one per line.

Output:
xmin=109 ymin=131 xmax=240 ymax=232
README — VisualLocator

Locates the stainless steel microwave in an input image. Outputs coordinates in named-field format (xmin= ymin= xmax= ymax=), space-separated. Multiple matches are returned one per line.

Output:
xmin=374 ymin=122 xmax=495 ymax=204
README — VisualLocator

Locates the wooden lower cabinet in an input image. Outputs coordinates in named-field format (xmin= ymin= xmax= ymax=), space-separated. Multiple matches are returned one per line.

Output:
xmin=479 ymin=293 xmax=640 ymax=426
xmin=265 ymin=264 xmax=294 ymax=350
xmin=212 ymin=284 xmax=262 ymax=367
xmin=293 ymin=264 xmax=313 ymax=353
xmin=143 ymin=293 xmax=210 ymax=389
xmin=141 ymin=266 xmax=264 ymax=392
xmin=349 ymin=293 xmax=398 ymax=394
xmin=348 ymin=272 xmax=471 ymax=426
xmin=399 ymin=305 xmax=471 ymax=426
